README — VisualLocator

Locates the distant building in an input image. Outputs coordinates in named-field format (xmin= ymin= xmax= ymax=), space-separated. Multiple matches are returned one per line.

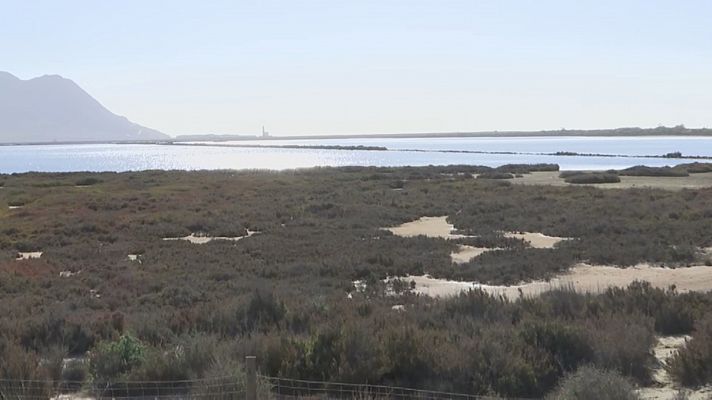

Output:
xmin=262 ymin=126 xmax=269 ymax=137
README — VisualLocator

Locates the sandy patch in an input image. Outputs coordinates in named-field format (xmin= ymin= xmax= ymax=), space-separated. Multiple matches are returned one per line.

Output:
xmin=395 ymin=263 xmax=712 ymax=299
xmin=391 ymin=304 xmax=405 ymax=311
xmin=59 ymin=270 xmax=80 ymax=278
xmin=384 ymin=216 xmax=471 ymax=239
xmin=8 ymin=205 xmax=23 ymax=209
xmin=51 ymin=395 xmax=96 ymax=400
xmin=503 ymin=231 xmax=569 ymax=249
xmin=638 ymin=336 xmax=712 ymax=400
xmin=163 ymin=230 xmax=259 ymax=244
xmin=451 ymin=245 xmax=497 ymax=264
xmin=511 ymin=171 xmax=712 ymax=191
xmin=16 ymin=251 xmax=42 ymax=260
xmin=127 ymin=254 xmax=142 ymax=263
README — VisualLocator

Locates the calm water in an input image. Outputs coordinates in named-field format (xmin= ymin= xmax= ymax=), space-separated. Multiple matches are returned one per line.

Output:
xmin=1 ymin=136 xmax=710 ymax=173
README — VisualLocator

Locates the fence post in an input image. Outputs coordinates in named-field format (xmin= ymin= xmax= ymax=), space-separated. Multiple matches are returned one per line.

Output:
xmin=246 ymin=356 xmax=257 ymax=400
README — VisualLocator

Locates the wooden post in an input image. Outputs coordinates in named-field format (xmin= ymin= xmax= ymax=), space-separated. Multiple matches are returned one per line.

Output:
xmin=246 ymin=356 xmax=257 ymax=400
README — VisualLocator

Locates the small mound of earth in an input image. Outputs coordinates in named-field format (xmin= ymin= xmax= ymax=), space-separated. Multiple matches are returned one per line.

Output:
xmin=503 ymin=231 xmax=570 ymax=249
xmin=16 ymin=252 xmax=42 ymax=260
xmin=384 ymin=216 xmax=471 ymax=239
xmin=163 ymin=230 xmax=259 ymax=244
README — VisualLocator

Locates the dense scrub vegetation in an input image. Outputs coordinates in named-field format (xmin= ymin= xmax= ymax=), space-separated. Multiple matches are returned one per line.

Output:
xmin=619 ymin=165 xmax=689 ymax=177
xmin=1 ymin=166 xmax=712 ymax=397
xmin=559 ymin=171 xmax=621 ymax=184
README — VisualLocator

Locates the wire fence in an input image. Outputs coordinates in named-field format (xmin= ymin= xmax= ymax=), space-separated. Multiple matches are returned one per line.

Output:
xmin=0 ymin=376 xmax=245 ymax=400
xmin=0 ymin=357 xmax=536 ymax=400
xmin=262 ymin=376 xmax=533 ymax=400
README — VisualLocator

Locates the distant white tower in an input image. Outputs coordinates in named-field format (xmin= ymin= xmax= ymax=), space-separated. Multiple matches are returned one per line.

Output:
xmin=262 ymin=126 xmax=269 ymax=137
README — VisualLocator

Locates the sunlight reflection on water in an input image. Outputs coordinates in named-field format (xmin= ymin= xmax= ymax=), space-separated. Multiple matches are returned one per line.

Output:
xmin=1 ymin=136 xmax=710 ymax=173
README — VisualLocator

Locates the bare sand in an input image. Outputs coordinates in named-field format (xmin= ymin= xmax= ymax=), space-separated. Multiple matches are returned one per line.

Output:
xmin=8 ymin=205 xmax=23 ymax=209
xmin=386 ymin=216 xmax=572 ymax=260
xmin=384 ymin=216 xmax=471 ymax=239
xmin=163 ymin=230 xmax=259 ymax=244
xmin=637 ymin=336 xmax=712 ymax=400
xmin=16 ymin=251 xmax=42 ymax=260
xmin=59 ymin=270 xmax=80 ymax=278
xmin=503 ymin=231 xmax=569 ymax=249
xmin=451 ymin=245 xmax=497 ymax=264
xmin=510 ymin=171 xmax=712 ymax=190
xmin=397 ymin=263 xmax=712 ymax=299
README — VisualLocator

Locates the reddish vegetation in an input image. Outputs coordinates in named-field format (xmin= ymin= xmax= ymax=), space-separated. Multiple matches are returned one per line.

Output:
xmin=0 ymin=259 xmax=56 ymax=279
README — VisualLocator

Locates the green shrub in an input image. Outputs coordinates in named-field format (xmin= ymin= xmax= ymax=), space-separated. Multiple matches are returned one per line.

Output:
xmin=89 ymin=334 xmax=146 ymax=382
xmin=546 ymin=366 xmax=640 ymax=400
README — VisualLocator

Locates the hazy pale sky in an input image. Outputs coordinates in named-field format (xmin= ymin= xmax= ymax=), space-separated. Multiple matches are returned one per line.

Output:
xmin=2 ymin=0 xmax=711 ymax=136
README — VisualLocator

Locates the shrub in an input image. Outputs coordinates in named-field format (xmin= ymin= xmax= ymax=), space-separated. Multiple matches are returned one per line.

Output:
xmin=546 ymin=366 xmax=640 ymax=400
xmin=61 ymin=359 xmax=89 ymax=392
xmin=75 ymin=177 xmax=103 ymax=186
xmin=587 ymin=315 xmax=655 ymax=384
xmin=619 ymin=165 xmax=689 ymax=177
xmin=89 ymin=334 xmax=146 ymax=382
xmin=190 ymin=358 xmax=273 ymax=400
xmin=477 ymin=172 xmax=514 ymax=180
xmin=677 ymin=162 xmax=712 ymax=173
xmin=496 ymin=163 xmax=559 ymax=173
xmin=0 ymin=338 xmax=52 ymax=399
xmin=562 ymin=172 xmax=621 ymax=184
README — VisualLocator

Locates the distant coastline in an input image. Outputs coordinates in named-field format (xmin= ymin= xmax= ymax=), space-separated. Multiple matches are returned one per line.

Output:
xmin=1 ymin=126 xmax=711 ymax=146
xmin=172 ymin=126 xmax=712 ymax=142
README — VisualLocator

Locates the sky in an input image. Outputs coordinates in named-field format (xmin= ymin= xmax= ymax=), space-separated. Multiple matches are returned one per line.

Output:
xmin=2 ymin=0 xmax=711 ymax=137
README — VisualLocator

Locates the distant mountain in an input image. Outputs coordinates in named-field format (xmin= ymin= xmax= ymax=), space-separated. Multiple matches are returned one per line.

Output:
xmin=0 ymin=71 xmax=169 ymax=143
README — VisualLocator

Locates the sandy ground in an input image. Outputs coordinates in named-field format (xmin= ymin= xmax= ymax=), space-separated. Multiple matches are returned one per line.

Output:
xmin=384 ymin=216 xmax=472 ymax=239
xmin=510 ymin=171 xmax=712 ymax=190
xmin=450 ymin=245 xmax=496 ymax=264
xmin=59 ymin=270 xmax=80 ymax=278
xmin=8 ymin=205 xmax=23 ymax=209
xmin=163 ymin=230 xmax=259 ymax=244
xmin=127 ymin=254 xmax=141 ymax=262
xmin=637 ymin=336 xmax=712 ymax=400
xmin=16 ymin=251 xmax=42 ymax=260
xmin=503 ymin=232 xmax=569 ymax=249
xmin=386 ymin=216 xmax=573 ymax=261
xmin=397 ymin=263 xmax=712 ymax=299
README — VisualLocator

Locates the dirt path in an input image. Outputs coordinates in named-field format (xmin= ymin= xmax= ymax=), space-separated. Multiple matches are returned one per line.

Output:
xmin=637 ymin=336 xmax=712 ymax=400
